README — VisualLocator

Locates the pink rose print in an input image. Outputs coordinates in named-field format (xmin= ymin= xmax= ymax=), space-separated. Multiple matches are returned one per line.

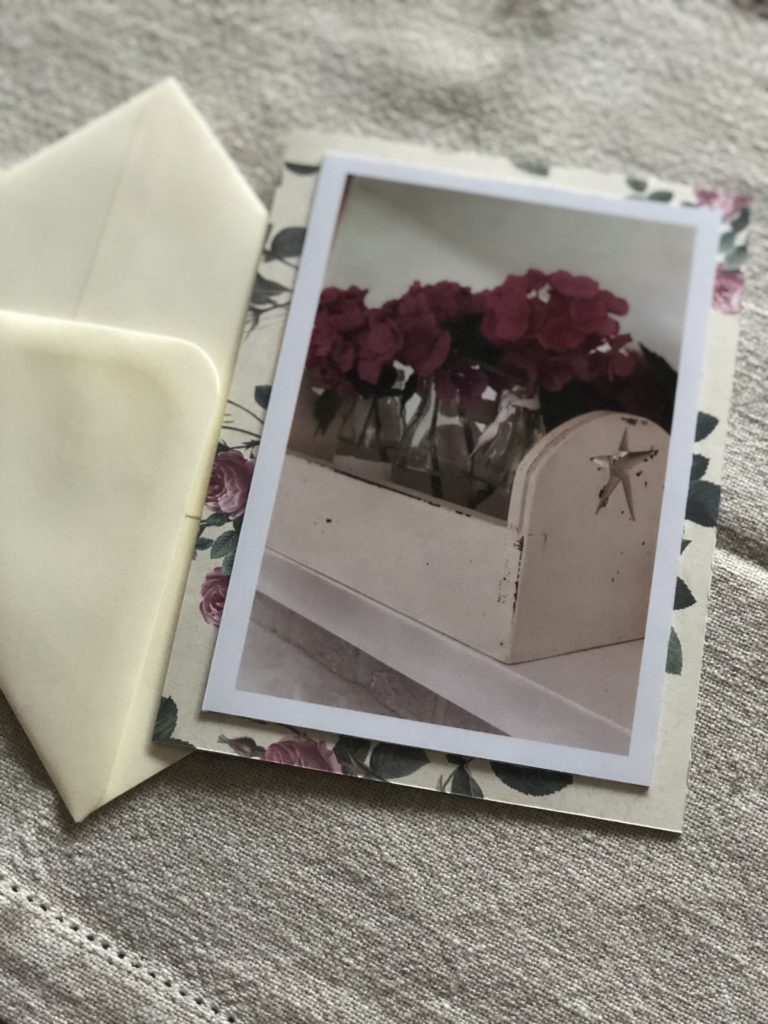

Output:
xmin=206 ymin=449 xmax=254 ymax=517
xmin=263 ymin=736 xmax=342 ymax=773
xmin=199 ymin=567 xmax=229 ymax=627
xmin=695 ymin=189 xmax=751 ymax=224
xmin=713 ymin=267 xmax=744 ymax=315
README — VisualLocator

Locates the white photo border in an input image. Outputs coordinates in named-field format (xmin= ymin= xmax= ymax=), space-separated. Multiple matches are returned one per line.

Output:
xmin=202 ymin=152 xmax=720 ymax=786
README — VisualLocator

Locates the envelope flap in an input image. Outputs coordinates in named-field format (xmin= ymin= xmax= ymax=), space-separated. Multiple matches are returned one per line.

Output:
xmin=0 ymin=90 xmax=144 ymax=318
xmin=0 ymin=311 xmax=220 ymax=820
xmin=78 ymin=79 xmax=266 ymax=381
xmin=0 ymin=78 xmax=267 ymax=387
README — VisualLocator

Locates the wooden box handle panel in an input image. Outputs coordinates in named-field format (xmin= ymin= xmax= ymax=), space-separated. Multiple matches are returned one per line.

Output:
xmin=508 ymin=412 xmax=669 ymax=661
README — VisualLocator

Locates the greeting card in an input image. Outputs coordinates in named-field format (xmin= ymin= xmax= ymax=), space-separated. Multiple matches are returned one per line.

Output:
xmin=154 ymin=131 xmax=749 ymax=832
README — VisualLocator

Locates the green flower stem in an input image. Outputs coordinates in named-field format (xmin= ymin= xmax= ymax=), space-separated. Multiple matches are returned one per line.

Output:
xmin=226 ymin=399 xmax=264 ymax=424
xmin=221 ymin=425 xmax=261 ymax=439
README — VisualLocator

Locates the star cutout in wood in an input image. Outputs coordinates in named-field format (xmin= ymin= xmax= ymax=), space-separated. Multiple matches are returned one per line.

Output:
xmin=590 ymin=426 xmax=658 ymax=521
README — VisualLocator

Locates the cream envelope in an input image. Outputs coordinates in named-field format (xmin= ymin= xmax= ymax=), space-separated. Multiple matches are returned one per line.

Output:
xmin=0 ymin=80 xmax=267 ymax=820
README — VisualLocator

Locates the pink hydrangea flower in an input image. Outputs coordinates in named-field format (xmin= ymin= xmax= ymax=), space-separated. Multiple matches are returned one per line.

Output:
xmin=263 ymin=736 xmax=342 ymax=773
xmin=199 ymin=567 xmax=229 ymax=627
xmin=542 ymin=273 xmax=628 ymax=345
xmin=546 ymin=270 xmax=600 ymax=298
xmin=206 ymin=449 xmax=254 ymax=517
xmin=398 ymin=321 xmax=451 ymax=378
xmin=318 ymin=285 xmax=369 ymax=333
xmin=394 ymin=282 xmax=465 ymax=378
xmin=584 ymin=334 xmax=640 ymax=383
xmin=713 ymin=267 xmax=744 ymax=315
xmin=482 ymin=271 xmax=635 ymax=391
xmin=480 ymin=275 xmax=531 ymax=345
xmin=396 ymin=280 xmax=473 ymax=323
xmin=307 ymin=270 xmax=637 ymax=400
xmin=356 ymin=314 xmax=401 ymax=385
xmin=307 ymin=286 xmax=369 ymax=391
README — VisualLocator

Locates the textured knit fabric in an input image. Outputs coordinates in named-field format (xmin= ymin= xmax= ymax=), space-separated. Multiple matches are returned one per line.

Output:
xmin=1 ymin=2 xmax=767 ymax=1022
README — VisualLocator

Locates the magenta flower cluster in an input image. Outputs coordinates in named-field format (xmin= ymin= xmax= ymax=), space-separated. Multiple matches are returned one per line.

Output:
xmin=308 ymin=271 xmax=639 ymax=400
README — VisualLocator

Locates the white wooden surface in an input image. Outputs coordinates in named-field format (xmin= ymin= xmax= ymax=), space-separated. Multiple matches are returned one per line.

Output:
xmin=258 ymin=551 xmax=635 ymax=755
xmin=241 ymin=592 xmax=502 ymax=732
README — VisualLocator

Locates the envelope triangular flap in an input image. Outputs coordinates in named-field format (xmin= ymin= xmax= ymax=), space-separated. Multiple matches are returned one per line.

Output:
xmin=0 ymin=77 xmax=267 ymax=387
xmin=77 ymin=79 xmax=266 ymax=383
xmin=0 ymin=90 xmax=143 ymax=316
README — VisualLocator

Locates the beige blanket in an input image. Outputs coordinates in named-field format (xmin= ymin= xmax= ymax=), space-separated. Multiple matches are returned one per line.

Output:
xmin=1 ymin=1 xmax=766 ymax=1021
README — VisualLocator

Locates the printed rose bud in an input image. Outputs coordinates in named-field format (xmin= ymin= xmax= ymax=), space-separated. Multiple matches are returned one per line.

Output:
xmin=199 ymin=567 xmax=229 ymax=627
xmin=263 ymin=736 xmax=342 ymax=773
xmin=206 ymin=450 xmax=255 ymax=517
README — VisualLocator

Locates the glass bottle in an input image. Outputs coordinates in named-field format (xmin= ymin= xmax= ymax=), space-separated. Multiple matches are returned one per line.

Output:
xmin=469 ymin=385 xmax=545 ymax=517
xmin=334 ymin=372 xmax=406 ymax=476
xmin=392 ymin=381 xmax=473 ymax=504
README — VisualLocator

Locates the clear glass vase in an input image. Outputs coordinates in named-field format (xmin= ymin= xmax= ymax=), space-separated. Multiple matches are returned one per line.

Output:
xmin=469 ymin=386 xmax=545 ymax=517
xmin=391 ymin=383 xmax=474 ymax=505
xmin=391 ymin=380 xmax=544 ymax=518
xmin=332 ymin=376 xmax=545 ymax=518
xmin=332 ymin=388 xmax=405 ymax=483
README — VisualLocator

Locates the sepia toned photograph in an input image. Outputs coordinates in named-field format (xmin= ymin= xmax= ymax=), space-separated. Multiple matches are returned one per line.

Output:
xmin=203 ymin=155 xmax=718 ymax=784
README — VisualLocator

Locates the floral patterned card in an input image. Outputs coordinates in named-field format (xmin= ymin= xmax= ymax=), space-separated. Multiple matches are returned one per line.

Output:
xmin=155 ymin=132 xmax=748 ymax=832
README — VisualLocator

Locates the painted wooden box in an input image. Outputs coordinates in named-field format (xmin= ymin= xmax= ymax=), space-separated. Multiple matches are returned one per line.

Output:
xmin=265 ymin=410 xmax=668 ymax=664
